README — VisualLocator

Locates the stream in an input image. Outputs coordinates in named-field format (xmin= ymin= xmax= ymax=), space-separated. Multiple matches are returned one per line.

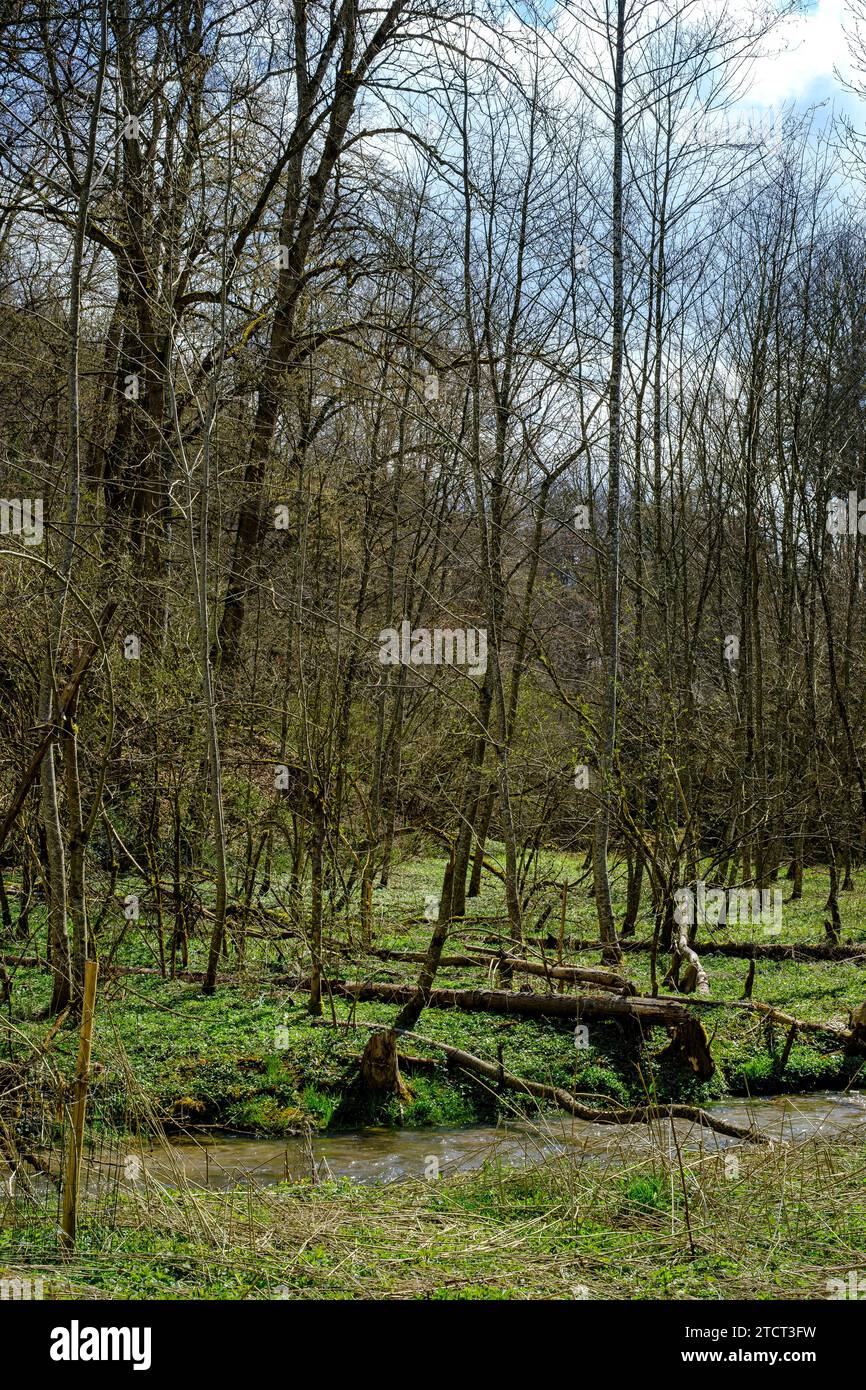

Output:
xmin=136 ymin=1091 xmax=866 ymax=1190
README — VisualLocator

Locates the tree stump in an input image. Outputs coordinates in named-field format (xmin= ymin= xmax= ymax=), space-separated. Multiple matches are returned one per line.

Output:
xmin=847 ymin=1002 xmax=866 ymax=1053
xmin=359 ymin=1029 xmax=413 ymax=1100
xmin=656 ymin=1016 xmax=715 ymax=1080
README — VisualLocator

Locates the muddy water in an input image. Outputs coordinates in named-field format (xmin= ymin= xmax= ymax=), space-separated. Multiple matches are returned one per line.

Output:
xmin=138 ymin=1091 xmax=866 ymax=1191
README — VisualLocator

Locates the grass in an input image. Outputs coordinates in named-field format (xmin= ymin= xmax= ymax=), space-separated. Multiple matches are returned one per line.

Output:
xmin=2 ymin=1127 xmax=865 ymax=1300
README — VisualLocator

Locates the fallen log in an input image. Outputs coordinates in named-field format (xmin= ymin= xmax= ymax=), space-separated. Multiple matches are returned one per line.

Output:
xmin=334 ymin=979 xmax=691 ymax=1026
xmin=371 ymin=947 xmax=635 ymax=993
xmin=335 ymin=979 xmax=715 ymax=1074
xmin=466 ymin=949 xmax=635 ymax=993
xmin=546 ymin=936 xmax=866 ymax=962
xmin=655 ymin=993 xmax=854 ymax=1045
xmin=425 ymin=1039 xmax=757 ymax=1138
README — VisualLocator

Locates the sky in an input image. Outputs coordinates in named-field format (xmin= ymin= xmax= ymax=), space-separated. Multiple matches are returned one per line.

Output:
xmin=748 ymin=0 xmax=857 ymax=108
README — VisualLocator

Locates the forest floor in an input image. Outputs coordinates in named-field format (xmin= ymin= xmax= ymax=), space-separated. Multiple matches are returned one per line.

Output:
xmin=2 ymin=852 xmax=866 ymax=1299
xmin=4 ymin=851 xmax=866 ymax=1132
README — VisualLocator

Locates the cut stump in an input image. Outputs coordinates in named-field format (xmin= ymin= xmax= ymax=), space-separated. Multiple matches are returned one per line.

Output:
xmin=359 ymin=1028 xmax=413 ymax=1100
xmin=655 ymin=1015 xmax=715 ymax=1080
xmin=847 ymin=1002 xmax=866 ymax=1053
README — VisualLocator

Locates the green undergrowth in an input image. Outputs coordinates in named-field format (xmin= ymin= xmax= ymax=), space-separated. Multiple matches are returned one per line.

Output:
xmin=2 ymin=856 xmax=865 ymax=1136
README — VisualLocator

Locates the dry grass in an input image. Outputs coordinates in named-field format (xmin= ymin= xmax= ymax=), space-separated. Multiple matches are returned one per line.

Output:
xmin=3 ymin=1110 xmax=865 ymax=1300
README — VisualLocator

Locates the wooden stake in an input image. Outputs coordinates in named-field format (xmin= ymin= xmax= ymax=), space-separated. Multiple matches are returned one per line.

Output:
xmin=558 ymin=881 xmax=567 ymax=992
xmin=60 ymin=959 xmax=98 ymax=1251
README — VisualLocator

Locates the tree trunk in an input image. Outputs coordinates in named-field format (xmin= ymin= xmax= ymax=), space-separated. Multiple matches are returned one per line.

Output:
xmin=467 ymin=790 xmax=495 ymax=897
xmin=593 ymin=0 xmax=626 ymax=970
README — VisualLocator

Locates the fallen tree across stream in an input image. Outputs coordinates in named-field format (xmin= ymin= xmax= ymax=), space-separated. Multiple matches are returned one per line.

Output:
xmin=321 ymin=1020 xmax=769 ymax=1144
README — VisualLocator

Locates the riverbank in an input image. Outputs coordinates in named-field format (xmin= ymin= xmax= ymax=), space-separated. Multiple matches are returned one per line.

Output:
xmin=3 ymin=1125 xmax=865 ymax=1300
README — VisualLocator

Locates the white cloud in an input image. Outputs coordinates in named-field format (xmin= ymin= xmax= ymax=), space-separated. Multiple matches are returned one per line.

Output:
xmin=746 ymin=0 xmax=852 ymax=107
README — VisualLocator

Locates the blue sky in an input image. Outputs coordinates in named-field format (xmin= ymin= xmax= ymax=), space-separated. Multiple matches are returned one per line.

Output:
xmin=746 ymin=0 xmax=858 ymax=111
